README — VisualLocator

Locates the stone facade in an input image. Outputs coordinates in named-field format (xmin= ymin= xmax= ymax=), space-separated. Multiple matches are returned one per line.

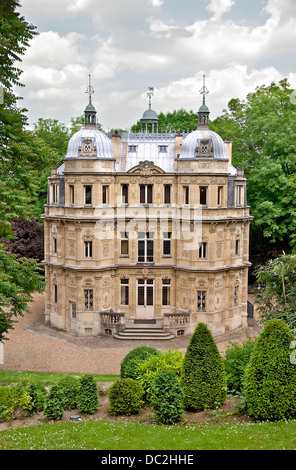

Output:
xmin=43 ymin=88 xmax=252 ymax=338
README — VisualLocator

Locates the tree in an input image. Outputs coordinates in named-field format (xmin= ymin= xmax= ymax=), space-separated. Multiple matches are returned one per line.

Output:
xmin=78 ymin=375 xmax=98 ymax=414
xmin=181 ymin=323 xmax=227 ymax=411
xmin=211 ymin=80 xmax=296 ymax=250
xmin=243 ymin=319 xmax=296 ymax=421
xmin=131 ymin=108 xmax=198 ymax=133
xmin=150 ymin=369 xmax=184 ymax=424
xmin=33 ymin=118 xmax=69 ymax=158
xmin=0 ymin=1 xmax=44 ymax=340
xmin=255 ymin=253 xmax=296 ymax=334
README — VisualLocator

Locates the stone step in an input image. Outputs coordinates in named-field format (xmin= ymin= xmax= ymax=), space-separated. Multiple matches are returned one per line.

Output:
xmin=114 ymin=327 xmax=174 ymax=340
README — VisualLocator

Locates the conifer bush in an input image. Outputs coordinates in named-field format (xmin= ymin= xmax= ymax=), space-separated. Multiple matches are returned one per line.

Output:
xmin=243 ymin=319 xmax=296 ymax=421
xmin=150 ymin=369 xmax=184 ymax=424
xmin=108 ymin=378 xmax=144 ymax=416
xmin=120 ymin=346 xmax=160 ymax=380
xmin=44 ymin=384 xmax=65 ymax=421
xmin=181 ymin=323 xmax=227 ymax=411
xmin=78 ymin=375 xmax=98 ymax=414
xmin=57 ymin=376 xmax=80 ymax=410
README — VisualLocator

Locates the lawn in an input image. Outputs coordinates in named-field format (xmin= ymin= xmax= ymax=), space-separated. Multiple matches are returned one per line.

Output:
xmin=1 ymin=369 xmax=296 ymax=451
xmin=1 ymin=418 xmax=296 ymax=450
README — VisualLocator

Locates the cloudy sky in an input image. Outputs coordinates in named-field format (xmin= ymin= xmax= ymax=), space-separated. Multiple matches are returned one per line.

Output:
xmin=16 ymin=0 xmax=296 ymax=131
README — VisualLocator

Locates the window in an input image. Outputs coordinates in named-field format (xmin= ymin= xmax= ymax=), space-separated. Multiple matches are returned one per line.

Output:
xmin=69 ymin=185 xmax=75 ymax=205
xmin=235 ymin=240 xmax=240 ymax=256
xmin=54 ymin=284 xmax=58 ymax=304
xmin=234 ymin=286 xmax=239 ymax=307
xmin=218 ymin=186 xmax=223 ymax=206
xmin=121 ymin=184 xmax=129 ymax=204
xmin=159 ymin=145 xmax=168 ymax=152
xmin=138 ymin=232 xmax=154 ymax=262
xmin=199 ymin=242 xmax=207 ymax=259
xmin=120 ymin=279 xmax=129 ymax=305
xmin=120 ymin=232 xmax=129 ymax=255
xmin=162 ymin=279 xmax=171 ymax=306
xmin=53 ymin=237 xmax=57 ymax=255
xmin=140 ymin=184 xmax=153 ymax=204
xmin=52 ymin=183 xmax=58 ymax=204
xmin=201 ymin=145 xmax=208 ymax=154
xmin=84 ymin=289 xmax=93 ymax=310
xmin=164 ymin=184 xmax=171 ymax=204
xmin=84 ymin=144 xmax=91 ymax=152
xmin=184 ymin=186 xmax=189 ymax=205
xmin=137 ymin=279 xmax=154 ymax=306
xmin=200 ymin=186 xmax=207 ymax=205
xmin=236 ymin=185 xmax=243 ymax=206
xmin=70 ymin=302 xmax=76 ymax=319
xmin=197 ymin=291 xmax=206 ymax=311
xmin=102 ymin=185 xmax=109 ymax=204
xmin=84 ymin=241 xmax=93 ymax=258
xmin=163 ymin=232 xmax=171 ymax=256
xmin=128 ymin=145 xmax=137 ymax=152
xmin=84 ymin=185 xmax=92 ymax=205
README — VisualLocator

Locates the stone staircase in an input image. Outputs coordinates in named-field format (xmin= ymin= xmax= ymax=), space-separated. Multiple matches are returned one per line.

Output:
xmin=114 ymin=320 xmax=175 ymax=340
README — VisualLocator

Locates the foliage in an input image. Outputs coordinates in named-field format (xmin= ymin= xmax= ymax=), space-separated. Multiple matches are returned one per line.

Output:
xmin=211 ymin=79 xmax=296 ymax=248
xmin=78 ymin=375 xmax=98 ymax=414
xmin=0 ymin=382 xmax=32 ymax=422
xmin=136 ymin=349 xmax=184 ymax=404
xmin=44 ymin=384 xmax=65 ymax=421
xmin=181 ymin=323 xmax=227 ymax=411
xmin=150 ymin=369 xmax=184 ymax=424
xmin=27 ymin=383 xmax=47 ymax=413
xmin=0 ymin=247 xmax=44 ymax=341
xmin=131 ymin=108 xmax=198 ymax=133
xmin=108 ymin=378 xmax=144 ymax=416
xmin=255 ymin=253 xmax=296 ymax=334
xmin=57 ymin=376 xmax=80 ymax=410
xmin=120 ymin=346 xmax=160 ymax=380
xmin=0 ymin=1 xmax=46 ymax=340
xmin=224 ymin=335 xmax=256 ymax=393
xmin=4 ymin=216 xmax=44 ymax=262
xmin=243 ymin=319 xmax=296 ymax=421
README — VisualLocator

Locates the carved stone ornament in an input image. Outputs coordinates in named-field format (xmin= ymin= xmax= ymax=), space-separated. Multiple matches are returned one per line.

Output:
xmin=79 ymin=138 xmax=97 ymax=157
xmin=130 ymin=161 xmax=163 ymax=177
xmin=195 ymin=139 xmax=213 ymax=158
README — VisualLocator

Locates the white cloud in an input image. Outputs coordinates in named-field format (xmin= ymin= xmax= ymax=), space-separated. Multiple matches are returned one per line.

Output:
xmin=150 ymin=0 xmax=164 ymax=7
xmin=206 ymin=0 xmax=235 ymax=20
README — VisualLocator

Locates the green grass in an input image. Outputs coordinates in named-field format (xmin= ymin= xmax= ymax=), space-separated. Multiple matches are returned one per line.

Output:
xmin=0 ymin=369 xmax=120 ymax=387
xmin=1 ymin=419 xmax=296 ymax=450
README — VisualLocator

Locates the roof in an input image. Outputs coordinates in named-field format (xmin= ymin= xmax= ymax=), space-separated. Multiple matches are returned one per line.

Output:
xmin=65 ymin=127 xmax=114 ymax=159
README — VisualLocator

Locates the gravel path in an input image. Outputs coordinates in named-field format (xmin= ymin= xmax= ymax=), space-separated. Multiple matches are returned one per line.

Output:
xmin=0 ymin=293 xmax=261 ymax=375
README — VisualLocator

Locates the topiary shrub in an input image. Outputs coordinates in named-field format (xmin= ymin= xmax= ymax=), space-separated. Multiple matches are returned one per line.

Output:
xmin=224 ymin=335 xmax=256 ymax=393
xmin=28 ymin=383 xmax=47 ymax=413
xmin=108 ymin=378 xmax=144 ymax=416
xmin=44 ymin=384 xmax=65 ymax=421
xmin=120 ymin=346 xmax=160 ymax=380
xmin=243 ymin=319 xmax=296 ymax=421
xmin=57 ymin=376 xmax=80 ymax=410
xmin=181 ymin=323 xmax=227 ymax=411
xmin=137 ymin=349 xmax=184 ymax=404
xmin=78 ymin=375 xmax=98 ymax=414
xmin=150 ymin=368 xmax=184 ymax=424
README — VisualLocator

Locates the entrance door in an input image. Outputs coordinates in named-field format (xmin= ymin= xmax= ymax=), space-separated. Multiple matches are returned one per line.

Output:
xmin=137 ymin=279 xmax=154 ymax=319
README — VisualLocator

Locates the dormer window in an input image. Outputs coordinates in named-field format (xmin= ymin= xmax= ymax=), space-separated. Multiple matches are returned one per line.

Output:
xmin=84 ymin=144 xmax=91 ymax=152
xmin=128 ymin=145 xmax=137 ymax=153
xmin=159 ymin=145 xmax=168 ymax=153
xmin=201 ymin=145 xmax=208 ymax=154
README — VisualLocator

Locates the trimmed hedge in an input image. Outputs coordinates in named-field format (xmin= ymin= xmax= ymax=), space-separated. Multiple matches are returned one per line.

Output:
xmin=243 ymin=319 xmax=296 ymax=421
xmin=120 ymin=346 xmax=160 ymax=380
xmin=78 ymin=375 xmax=98 ymax=414
xmin=224 ymin=336 xmax=256 ymax=393
xmin=150 ymin=369 xmax=184 ymax=424
xmin=57 ymin=376 xmax=80 ymax=410
xmin=108 ymin=378 xmax=144 ymax=416
xmin=181 ymin=323 xmax=227 ymax=411
xmin=44 ymin=384 xmax=65 ymax=421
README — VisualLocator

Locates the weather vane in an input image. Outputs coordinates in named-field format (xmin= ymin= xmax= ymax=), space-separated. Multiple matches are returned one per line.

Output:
xmin=85 ymin=74 xmax=94 ymax=104
xmin=199 ymin=75 xmax=209 ymax=105
xmin=147 ymin=87 xmax=154 ymax=109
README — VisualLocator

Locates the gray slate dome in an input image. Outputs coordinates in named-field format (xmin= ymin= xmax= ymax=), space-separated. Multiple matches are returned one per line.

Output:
xmin=141 ymin=108 xmax=158 ymax=121
xmin=179 ymin=129 xmax=227 ymax=159
xmin=65 ymin=127 xmax=114 ymax=159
